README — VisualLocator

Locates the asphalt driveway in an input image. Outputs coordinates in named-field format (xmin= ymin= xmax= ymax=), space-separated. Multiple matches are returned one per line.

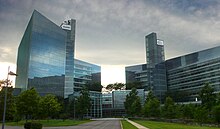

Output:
xmin=5 ymin=119 xmax=122 ymax=129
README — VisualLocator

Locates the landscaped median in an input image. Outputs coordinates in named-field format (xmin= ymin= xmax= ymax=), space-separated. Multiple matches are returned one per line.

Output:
xmin=133 ymin=120 xmax=220 ymax=129
xmin=6 ymin=119 xmax=91 ymax=127
xmin=121 ymin=120 xmax=138 ymax=129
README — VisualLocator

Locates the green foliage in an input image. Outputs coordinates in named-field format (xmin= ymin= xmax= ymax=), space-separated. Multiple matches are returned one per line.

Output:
xmin=143 ymin=91 xmax=160 ymax=117
xmin=106 ymin=83 xmax=125 ymax=91
xmin=121 ymin=120 xmax=138 ymax=129
xmin=7 ymin=119 xmax=91 ymax=127
xmin=212 ymin=104 xmax=220 ymax=124
xmin=75 ymin=87 xmax=91 ymax=119
xmin=24 ymin=122 xmax=42 ymax=129
xmin=182 ymin=104 xmax=195 ymax=119
xmin=194 ymin=106 xmax=208 ymax=124
xmin=162 ymin=97 xmax=176 ymax=119
xmin=86 ymin=82 xmax=103 ymax=92
xmin=143 ymin=97 xmax=160 ymax=117
xmin=124 ymin=88 xmax=142 ymax=116
xmin=0 ymin=87 xmax=16 ymax=121
xmin=199 ymin=83 xmax=216 ymax=110
xmin=16 ymin=88 xmax=40 ymax=120
xmin=134 ymin=120 xmax=220 ymax=129
xmin=39 ymin=94 xmax=61 ymax=119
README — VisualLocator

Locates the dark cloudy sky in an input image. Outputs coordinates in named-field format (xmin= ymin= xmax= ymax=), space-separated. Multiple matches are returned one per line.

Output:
xmin=1 ymin=0 xmax=220 ymax=85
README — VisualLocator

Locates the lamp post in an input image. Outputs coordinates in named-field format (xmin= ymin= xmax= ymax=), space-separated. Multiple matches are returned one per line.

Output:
xmin=2 ymin=66 xmax=17 ymax=129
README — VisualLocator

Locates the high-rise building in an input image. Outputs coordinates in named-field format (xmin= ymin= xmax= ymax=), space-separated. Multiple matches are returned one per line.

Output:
xmin=126 ymin=32 xmax=220 ymax=103
xmin=15 ymin=10 xmax=101 ymax=99
xmin=126 ymin=33 xmax=167 ymax=101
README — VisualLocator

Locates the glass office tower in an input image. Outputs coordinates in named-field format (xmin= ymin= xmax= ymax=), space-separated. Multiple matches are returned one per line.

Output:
xmin=126 ymin=32 xmax=220 ymax=103
xmin=126 ymin=32 xmax=167 ymax=101
xmin=15 ymin=10 xmax=75 ymax=98
xmin=166 ymin=46 xmax=220 ymax=102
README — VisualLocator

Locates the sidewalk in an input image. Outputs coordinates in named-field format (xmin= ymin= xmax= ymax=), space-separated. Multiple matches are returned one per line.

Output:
xmin=126 ymin=119 xmax=149 ymax=129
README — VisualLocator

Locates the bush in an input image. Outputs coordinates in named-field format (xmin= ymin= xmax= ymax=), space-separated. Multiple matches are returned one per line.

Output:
xmin=24 ymin=122 xmax=42 ymax=129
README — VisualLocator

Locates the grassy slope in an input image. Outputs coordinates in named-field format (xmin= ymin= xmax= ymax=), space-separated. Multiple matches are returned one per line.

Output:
xmin=134 ymin=120 xmax=220 ymax=129
xmin=6 ymin=119 xmax=91 ymax=127
xmin=121 ymin=120 xmax=138 ymax=129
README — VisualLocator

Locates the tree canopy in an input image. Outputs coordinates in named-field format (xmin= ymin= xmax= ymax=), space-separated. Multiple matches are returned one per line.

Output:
xmin=75 ymin=87 xmax=91 ymax=119
xmin=106 ymin=83 xmax=125 ymax=91
xmin=0 ymin=87 xmax=16 ymax=121
xmin=199 ymin=83 xmax=216 ymax=110
xmin=124 ymin=88 xmax=141 ymax=116
xmin=16 ymin=88 xmax=40 ymax=120
xmin=143 ymin=91 xmax=160 ymax=117
xmin=39 ymin=94 xmax=61 ymax=119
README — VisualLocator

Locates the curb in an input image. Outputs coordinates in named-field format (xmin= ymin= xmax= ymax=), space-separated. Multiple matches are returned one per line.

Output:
xmin=120 ymin=120 xmax=123 ymax=129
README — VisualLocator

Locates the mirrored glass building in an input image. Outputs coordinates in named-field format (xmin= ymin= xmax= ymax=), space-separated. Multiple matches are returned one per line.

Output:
xmin=15 ymin=10 xmax=101 ymax=99
xmin=126 ymin=33 xmax=167 ymax=101
xmin=126 ymin=32 xmax=220 ymax=103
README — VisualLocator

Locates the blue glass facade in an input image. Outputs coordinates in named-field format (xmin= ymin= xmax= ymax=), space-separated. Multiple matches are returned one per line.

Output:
xmin=166 ymin=46 xmax=220 ymax=101
xmin=74 ymin=59 xmax=101 ymax=91
xmin=126 ymin=32 xmax=220 ymax=102
xmin=15 ymin=10 xmax=75 ymax=98
xmin=126 ymin=33 xmax=167 ymax=101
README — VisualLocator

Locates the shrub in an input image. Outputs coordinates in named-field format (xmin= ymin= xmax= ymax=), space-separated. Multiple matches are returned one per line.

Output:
xmin=24 ymin=122 xmax=42 ymax=129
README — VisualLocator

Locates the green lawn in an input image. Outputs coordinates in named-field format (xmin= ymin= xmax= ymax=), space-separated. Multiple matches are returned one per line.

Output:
xmin=134 ymin=120 xmax=220 ymax=129
xmin=121 ymin=120 xmax=138 ymax=129
xmin=6 ymin=119 xmax=91 ymax=127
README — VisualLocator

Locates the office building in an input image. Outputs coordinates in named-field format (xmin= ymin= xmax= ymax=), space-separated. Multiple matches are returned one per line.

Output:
xmin=166 ymin=46 xmax=220 ymax=102
xmin=74 ymin=59 xmax=101 ymax=92
xmin=15 ymin=10 xmax=101 ymax=99
xmin=126 ymin=32 xmax=220 ymax=102
xmin=126 ymin=33 xmax=167 ymax=101
xmin=102 ymin=89 xmax=145 ymax=117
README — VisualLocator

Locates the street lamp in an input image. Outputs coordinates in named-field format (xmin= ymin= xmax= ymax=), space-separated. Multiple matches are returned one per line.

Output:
xmin=2 ymin=66 xmax=17 ymax=129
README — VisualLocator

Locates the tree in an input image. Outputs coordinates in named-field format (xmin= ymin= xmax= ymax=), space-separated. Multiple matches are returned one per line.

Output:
xmin=106 ymin=83 xmax=125 ymax=91
xmin=75 ymin=87 xmax=91 ymax=119
xmin=162 ymin=96 xmax=176 ymax=119
xmin=124 ymin=88 xmax=141 ymax=116
xmin=199 ymin=83 xmax=216 ymax=110
xmin=212 ymin=104 xmax=220 ymax=124
xmin=194 ymin=106 xmax=208 ymax=124
xmin=86 ymin=82 xmax=103 ymax=92
xmin=182 ymin=104 xmax=195 ymax=119
xmin=143 ymin=91 xmax=160 ymax=117
xmin=0 ymin=79 xmax=13 ymax=89
xmin=39 ymin=94 xmax=61 ymax=120
xmin=16 ymin=88 xmax=40 ymax=121
xmin=0 ymin=87 xmax=16 ymax=121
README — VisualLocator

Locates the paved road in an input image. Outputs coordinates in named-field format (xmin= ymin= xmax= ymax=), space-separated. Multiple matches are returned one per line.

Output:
xmin=4 ymin=119 xmax=122 ymax=129
xmin=44 ymin=120 xmax=121 ymax=129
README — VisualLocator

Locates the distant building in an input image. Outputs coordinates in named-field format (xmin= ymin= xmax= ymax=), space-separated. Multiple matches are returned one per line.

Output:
xmin=126 ymin=32 xmax=220 ymax=103
xmin=102 ymin=89 xmax=145 ymax=117
xmin=74 ymin=59 xmax=101 ymax=92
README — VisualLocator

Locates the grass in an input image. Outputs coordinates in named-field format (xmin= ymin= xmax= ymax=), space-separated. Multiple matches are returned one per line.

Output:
xmin=121 ymin=120 xmax=138 ymax=129
xmin=5 ymin=119 xmax=91 ymax=127
xmin=134 ymin=120 xmax=220 ymax=129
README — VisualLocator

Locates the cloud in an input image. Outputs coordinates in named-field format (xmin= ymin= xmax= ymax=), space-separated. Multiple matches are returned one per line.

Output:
xmin=1 ymin=0 xmax=220 ymax=66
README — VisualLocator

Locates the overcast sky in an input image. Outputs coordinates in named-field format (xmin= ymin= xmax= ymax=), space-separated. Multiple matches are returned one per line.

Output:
xmin=1 ymin=0 xmax=220 ymax=85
